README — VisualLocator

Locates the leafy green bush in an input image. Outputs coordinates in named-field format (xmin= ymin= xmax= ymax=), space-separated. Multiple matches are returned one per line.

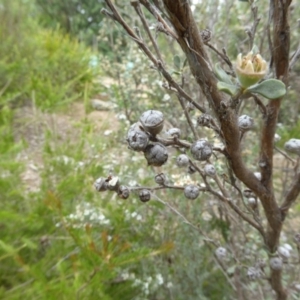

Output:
xmin=0 ymin=0 xmax=100 ymax=111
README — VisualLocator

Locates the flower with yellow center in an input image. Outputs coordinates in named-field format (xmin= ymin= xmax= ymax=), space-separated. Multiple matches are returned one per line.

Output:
xmin=235 ymin=51 xmax=268 ymax=88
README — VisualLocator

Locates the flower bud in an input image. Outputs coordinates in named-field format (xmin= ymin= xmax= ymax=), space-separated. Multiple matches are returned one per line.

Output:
xmin=235 ymin=52 xmax=268 ymax=88
xmin=190 ymin=139 xmax=213 ymax=161
xmin=184 ymin=185 xmax=200 ymax=200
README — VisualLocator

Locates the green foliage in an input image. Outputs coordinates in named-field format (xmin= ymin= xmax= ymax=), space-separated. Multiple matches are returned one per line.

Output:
xmin=0 ymin=0 xmax=100 ymax=111
xmin=35 ymin=0 xmax=105 ymax=46
xmin=217 ymin=81 xmax=239 ymax=96
xmin=246 ymin=79 xmax=286 ymax=100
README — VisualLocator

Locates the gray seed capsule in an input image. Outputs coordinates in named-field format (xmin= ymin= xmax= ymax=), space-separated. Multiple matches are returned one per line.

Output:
xmin=118 ymin=185 xmax=130 ymax=199
xmin=167 ymin=128 xmax=181 ymax=138
xmin=155 ymin=173 xmax=166 ymax=185
xmin=144 ymin=143 xmax=168 ymax=166
xmin=269 ymin=257 xmax=283 ymax=270
xmin=188 ymin=165 xmax=196 ymax=174
xmin=94 ymin=177 xmax=108 ymax=192
xmin=247 ymin=267 xmax=262 ymax=280
xmin=140 ymin=110 xmax=164 ymax=136
xmin=238 ymin=115 xmax=254 ymax=132
xmin=176 ymin=154 xmax=189 ymax=168
xmin=139 ymin=189 xmax=151 ymax=202
xmin=284 ymin=138 xmax=300 ymax=156
xmin=107 ymin=176 xmax=120 ymax=192
xmin=127 ymin=122 xmax=149 ymax=151
xmin=215 ymin=247 xmax=227 ymax=260
xmin=184 ymin=185 xmax=200 ymax=200
xmin=204 ymin=164 xmax=216 ymax=177
xmin=197 ymin=113 xmax=213 ymax=127
xmin=191 ymin=139 xmax=213 ymax=161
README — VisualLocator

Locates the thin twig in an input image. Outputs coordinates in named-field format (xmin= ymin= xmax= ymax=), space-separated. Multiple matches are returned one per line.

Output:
xmin=131 ymin=1 xmax=164 ymax=62
xmin=189 ymin=160 xmax=265 ymax=238
xmin=177 ymin=95 xmax=199 ymax=139
xmin=274 ymin=146 xmax=297 ymax=165
xmin=206 ymin=42 xmax=233 ymax=71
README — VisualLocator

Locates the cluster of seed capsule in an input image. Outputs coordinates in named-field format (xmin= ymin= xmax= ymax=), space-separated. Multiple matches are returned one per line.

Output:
xmin=94 ymin=108 xmax=300 ymax=204
xmin=94 ymin=109 xmax=220 ymax=202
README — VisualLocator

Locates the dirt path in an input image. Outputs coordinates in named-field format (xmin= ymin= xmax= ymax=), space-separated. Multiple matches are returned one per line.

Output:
xmin=13 ymin=101 xmax=120 ymax=192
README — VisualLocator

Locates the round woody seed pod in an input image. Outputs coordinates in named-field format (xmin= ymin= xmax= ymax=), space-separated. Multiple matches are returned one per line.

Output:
xmin=215 ymin=247 xmax=227 ymax=260
xmin=176 ymin=154 xmax=189 ymax=168
xmin=188 ymin=165 xmax=197 ymax=174
xmin=107 ymin=176 xmax=120 ymax=192
xmin=140 ymin=110 xmax=164 ymax=136
xmin=247 ymin=267 xmax=261 ymax=280
xmin=284 ymin=139 xmax=300 ymax=156
xmin=197 ymin=113 xmax=213 ymax=127
xmin=127 ymin=122 xmax=149 ymax=151
xmin=238 ymin=115 xmax=254 ymax=132
xmin=274 ymin=133 xmax=281 ymax=143
xmin=191 ymin=139 xmax=213 ymax=161
xmin=248 ymin=197 xmax=257 ymax=209
xmin=155 ymin=173 xmax=166 ymax=185
xmin=184 ymin=185 xmax=200 ymax=200
xmin=204 ymin=164 xmax=216 ymax=177
xmin=278 ymin=246 xmax=291 ymax=259
xmin=118 ymin=185 xmax=130 ymax=199
xmin=144 ymin=143 xmax=168 ymax=166
xmin=167 ymin=128 xmax=181 ymax=138
xmin=243 ymin=189 xmax=254 ymax=198
xmin=139 ymin=189 xmax=151 ymax=202
xmin=94 ymin=177 xmax=108 ymax=192
xmin=269 ymin=257 xmax=283 ymax=270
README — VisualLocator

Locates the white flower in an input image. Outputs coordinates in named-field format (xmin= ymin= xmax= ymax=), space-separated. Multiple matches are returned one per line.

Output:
xmin=156 ymin=274 xmax=164 ymax=285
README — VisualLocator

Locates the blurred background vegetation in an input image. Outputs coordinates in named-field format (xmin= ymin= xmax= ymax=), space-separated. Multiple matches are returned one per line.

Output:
xmin=0 ymin=0 xmax=300 ymax=299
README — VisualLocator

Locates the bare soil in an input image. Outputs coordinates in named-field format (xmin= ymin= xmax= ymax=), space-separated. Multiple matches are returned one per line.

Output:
xmin=13 ymin=101 xmax=119 ymax=192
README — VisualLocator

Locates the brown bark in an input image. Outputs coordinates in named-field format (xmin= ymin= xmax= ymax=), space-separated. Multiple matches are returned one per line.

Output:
xmin=162 ymin=1 xmax=290 ymax=299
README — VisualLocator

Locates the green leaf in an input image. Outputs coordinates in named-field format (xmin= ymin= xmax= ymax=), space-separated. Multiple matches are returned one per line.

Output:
xmin=217 ymin=81 xmax=239 ymax=96
xmin=173 ymin=55 xmax=181 ymax=70
xmin=214 ymin=62 xmax=232 ymax=84
xmin=246 ymin=79 xmax=286 ymax=99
